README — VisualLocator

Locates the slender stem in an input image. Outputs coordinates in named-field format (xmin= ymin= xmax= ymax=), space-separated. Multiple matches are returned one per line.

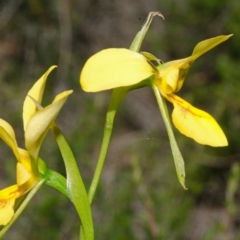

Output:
xmin=151 ymin=84 xmax=186 ymax=189
xmin=0 ymin=180 xmax=45 ymax=239
xmin=51 ymin=124 xmax=94 ymax=240
xmin=88 ymin=88 xmax=127 ymax=204
xmin=79 ymin=88 xmax=126 ymax=239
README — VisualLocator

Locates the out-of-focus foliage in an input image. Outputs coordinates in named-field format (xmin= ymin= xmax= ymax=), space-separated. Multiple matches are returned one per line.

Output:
xmin=0 ymin=0 xmax=240 ymax=239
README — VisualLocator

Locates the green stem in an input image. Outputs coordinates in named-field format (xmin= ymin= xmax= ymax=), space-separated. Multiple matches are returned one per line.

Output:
xmin=0 ymin=180 xmax=45 ymax=239
xmin=79 ymin=88 xmax=126 ymax=239
xmin=51 ymin=123 xmax=94 ymax=240
xmin=88 ymin=88 xmax=127 ymax=204
xmin=151 ymin=84 xmax=187 ymax=189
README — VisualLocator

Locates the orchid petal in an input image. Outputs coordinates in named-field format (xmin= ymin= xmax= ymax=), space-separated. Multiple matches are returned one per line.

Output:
xmin=17 ymin=148 xmax=32 ymax=174
xmin=167 ymin=94 xmax=228 ymax=147
xmin=23 ymin=66 xmax=57 ymax=131
xmin=17 ymin=149 xmax=39 ymax=189
xmin=157 ymin=57 xmax=192 ymax=94
xmin=16 ymin=162 xmax=32 ymax=186
xmin=25 ymin=90 xmax=73 ymax=161
xmin=0 ymin=185 xmax=20 ymax=226
xmin=192 ymin=35 xmax=233 ymax=59
xmin=80 ymin=48 xmax=154 ymax=92
xmin=157 ymin=35 xmax=232 ymax=94
xmin=0 ymin=119 xmax=20 ymax=161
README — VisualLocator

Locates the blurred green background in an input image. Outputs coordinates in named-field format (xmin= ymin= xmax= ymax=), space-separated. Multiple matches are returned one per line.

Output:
xmin=0 ymin=0 xmax=240 ymax=239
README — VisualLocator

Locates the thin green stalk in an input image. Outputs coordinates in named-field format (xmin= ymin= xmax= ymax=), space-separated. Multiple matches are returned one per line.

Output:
xmin=88 ymin=88 xmax=127 ymax=204
xmin=151 ymin=84 xmax=187 ymax=189
xmin=51 ymin=123 xmax=94 ymax=240
xmin=0 ymin=180 xmax=45 ymax=239
xmin=79 ymin=88 xmax=126 ymax=239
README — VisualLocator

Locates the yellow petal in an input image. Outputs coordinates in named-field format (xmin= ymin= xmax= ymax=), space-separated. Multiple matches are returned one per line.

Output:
xmin=17 ymin=150 xmax=39 ymax=189
xmin=192 ymin=35 xmax=233 ymax=59
xmin=166 ymin=94 xmax=228 ymax=147
xmin=16 ymin=162 xmax=32 ymax=186
xmin=157 ymin=35 xmax=232 ymax=94
xmin=0 ymin=119 xmax=20 ymax=161
xmin=0 ymin=185 xmax=20 ymax=226
xmin=23 ymin=66 xmax=57 ymax=131
xmin=17 ymin=148 xmax=32 ymax=173
xmin=159 ymin=68 xmax=180 ymax=94
xmin=80 ymin=48 xmax=154 ymax=92
xmin=157 ymin=57 xmax=192 ymax=94
xmin=25 ymin=90 xmax=73 ymax=160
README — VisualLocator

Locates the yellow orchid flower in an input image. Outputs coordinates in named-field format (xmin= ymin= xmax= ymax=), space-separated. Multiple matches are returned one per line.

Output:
xmin=0 ymin=66 xmax=72 ymax=226
xmin=80 ymin=35 xmax=232 ymax=147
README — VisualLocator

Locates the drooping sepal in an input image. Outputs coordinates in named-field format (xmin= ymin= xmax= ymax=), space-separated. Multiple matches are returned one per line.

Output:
xmin=168 ymin=94 xmax=228 ymax=147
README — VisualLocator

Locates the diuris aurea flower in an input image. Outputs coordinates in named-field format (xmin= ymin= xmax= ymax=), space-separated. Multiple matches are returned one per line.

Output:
xmin=0 ymin=66 xmax=72 ymax=226
xmin=80 ymin=35 xmax=231 ymax=147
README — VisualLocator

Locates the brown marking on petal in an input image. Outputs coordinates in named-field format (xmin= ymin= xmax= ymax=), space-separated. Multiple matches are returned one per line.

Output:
xmin=176 ymin=102 xmax=191 ymax=119
xmin=181 ymin=61 xmax=193 ymax=70
xmin=168 ymin=94 xmax=204 ymax=119
xmin=179 ymin=69 xmax=187 ymax=80
xmin=0 ymin=200 xmax=5 ymax=207
xmin=0 ymin=188 xmax=21 ymax=205
xmin=167 ymin=94 xmax=184 ymax=104
xmin=0 ymin=199 xmax=9 ymax=208
xmin=9 ymin=189 xmax=19 ymax=198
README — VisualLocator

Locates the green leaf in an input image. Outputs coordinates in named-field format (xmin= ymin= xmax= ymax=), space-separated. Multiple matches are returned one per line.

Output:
xmin=151 ymin=84 xmax=187 ymax=189
xmin=51 ymin=123 xmax=94 ymax=240
xmin=45 ymin=169 xmax=68 ymax=199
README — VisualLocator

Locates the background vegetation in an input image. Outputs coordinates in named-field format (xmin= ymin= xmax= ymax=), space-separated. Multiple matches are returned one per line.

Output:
xmin=0 ymin=0 xmax=240 ymax=239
